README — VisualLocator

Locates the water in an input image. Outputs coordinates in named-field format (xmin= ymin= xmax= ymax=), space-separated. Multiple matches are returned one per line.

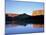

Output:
xmin=5 ymin=24 xmax=44 ymax=34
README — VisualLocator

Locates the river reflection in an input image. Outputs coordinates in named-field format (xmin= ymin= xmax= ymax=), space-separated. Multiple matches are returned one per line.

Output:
xmin=32 ymin=24 xmax=44 ymax=28
xmin=5 ymin=24 xmax=44 ymax=34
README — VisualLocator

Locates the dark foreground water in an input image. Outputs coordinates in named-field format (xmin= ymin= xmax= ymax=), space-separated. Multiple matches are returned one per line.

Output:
xmin=5 ymin=24 xmax=44 ymax=35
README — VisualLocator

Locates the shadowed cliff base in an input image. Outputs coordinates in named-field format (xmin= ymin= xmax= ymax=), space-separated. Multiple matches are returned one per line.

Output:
xmin=5 ymin=13 xmax=44 ymax=26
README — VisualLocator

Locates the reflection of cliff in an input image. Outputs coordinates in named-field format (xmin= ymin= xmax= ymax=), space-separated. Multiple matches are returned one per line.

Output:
xmin=32 ymin=24 xmax=44 ymax=28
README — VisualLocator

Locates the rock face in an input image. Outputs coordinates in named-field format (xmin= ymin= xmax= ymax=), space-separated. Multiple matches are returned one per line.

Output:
xmin=32 ymin=10 xmax=44 ymax=16
xmin=5 ymin=13 xmax=19 ymax=17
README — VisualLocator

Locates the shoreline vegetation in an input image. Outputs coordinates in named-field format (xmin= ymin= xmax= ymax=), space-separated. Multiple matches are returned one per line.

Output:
xmin=5 ymin=13 xmax=44 ymax=26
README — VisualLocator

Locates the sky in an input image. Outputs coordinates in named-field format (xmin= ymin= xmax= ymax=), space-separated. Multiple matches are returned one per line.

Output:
xmin=5 ymin=0 xmax=44 ymax=15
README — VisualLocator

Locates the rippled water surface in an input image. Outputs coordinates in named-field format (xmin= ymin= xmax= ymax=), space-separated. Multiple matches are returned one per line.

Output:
xmin=5 ymin=24 xmax=44 ymax=35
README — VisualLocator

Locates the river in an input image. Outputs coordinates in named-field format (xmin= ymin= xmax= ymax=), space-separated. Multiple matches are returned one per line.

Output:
xmin=5 ymin=24 xmax=44 ymax=35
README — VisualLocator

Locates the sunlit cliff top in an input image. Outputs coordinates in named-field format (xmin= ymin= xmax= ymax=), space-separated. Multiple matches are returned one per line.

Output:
xmin=32 ymin=10 xmax=44 ymax=16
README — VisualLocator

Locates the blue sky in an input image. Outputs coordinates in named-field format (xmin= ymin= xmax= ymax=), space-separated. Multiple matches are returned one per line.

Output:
xmin=6 ymin=0 xmax=44 ymax=15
